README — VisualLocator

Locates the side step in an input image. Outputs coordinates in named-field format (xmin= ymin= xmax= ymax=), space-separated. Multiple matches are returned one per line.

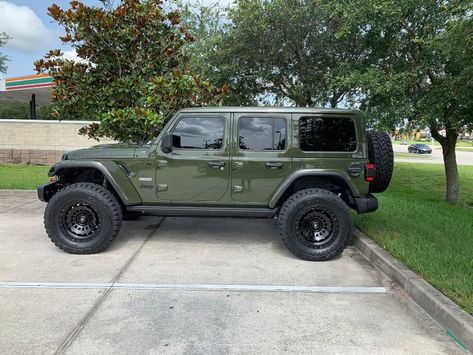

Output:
xmin=126 ymin=205 xmax=277 ymax=218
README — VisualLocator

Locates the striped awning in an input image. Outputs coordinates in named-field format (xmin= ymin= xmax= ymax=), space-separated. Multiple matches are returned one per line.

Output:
xmin=1 ymin=74 xmax=54 ymax=91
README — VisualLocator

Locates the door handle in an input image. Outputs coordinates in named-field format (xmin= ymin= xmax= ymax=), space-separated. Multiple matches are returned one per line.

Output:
xmin=208 ymin=161 xmax=225 ymax=169
xmin=265 ymin=162 xmax=283 ymax=169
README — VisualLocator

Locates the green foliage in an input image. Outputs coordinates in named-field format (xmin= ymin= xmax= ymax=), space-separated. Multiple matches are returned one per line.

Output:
xmin=354 ymin=162 xmax=473 ymax=315
xmin=330 ymin=0 xmax=473 ymax=133
xmin=0 ymin=101 xmax=53 ymax=119
xmin=0 ymin=101 xmax=29 ymax=119
xmin=35 ymin=0 xmax=227 ymax=144
xmin=0 ymin=32 xmax=9 ymax=74
xmin=185 ymin=0 xmax=368 ymax=107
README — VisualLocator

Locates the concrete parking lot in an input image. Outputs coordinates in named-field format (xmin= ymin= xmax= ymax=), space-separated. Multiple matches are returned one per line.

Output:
xmin=0 ymin=190 xmax=464 ymax=354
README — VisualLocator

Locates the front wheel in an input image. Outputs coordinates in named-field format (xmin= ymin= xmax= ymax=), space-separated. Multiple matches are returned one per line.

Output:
xmin=44 ymin=183 xmax=122 ymax=254
xmin=278 ymin=188 xmax=352 ymax=261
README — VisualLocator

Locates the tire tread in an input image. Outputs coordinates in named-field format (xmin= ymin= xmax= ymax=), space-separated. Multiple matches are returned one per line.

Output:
xmin=44 ymin=182 xmax=122 ymax=254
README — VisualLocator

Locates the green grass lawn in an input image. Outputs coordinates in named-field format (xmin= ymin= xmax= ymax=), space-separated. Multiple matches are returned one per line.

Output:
xmin=394 ymin=152 xmax=432 ymax=159
xmin=0 ymin=164 xmax=50 ymax=189
xmin=354 ymin=162 xmax=473 ymax=315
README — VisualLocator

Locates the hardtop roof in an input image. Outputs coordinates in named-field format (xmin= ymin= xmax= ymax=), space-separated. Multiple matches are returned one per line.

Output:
xmin=179 ymin=106 xmax=361 ymax=115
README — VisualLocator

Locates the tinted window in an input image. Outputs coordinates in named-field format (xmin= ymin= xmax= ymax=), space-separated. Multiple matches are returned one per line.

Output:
xmin=299 ymin=116 xmax=357 ymax=152
xmin=239 ymin=117 xmax=286 ymax=150
xmin=172 ymin=117 xmax=224 ymax=150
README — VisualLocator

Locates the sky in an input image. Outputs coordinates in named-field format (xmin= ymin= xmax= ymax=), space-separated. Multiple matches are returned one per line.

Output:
xmin=0 ymin=0 xmax=231 ymax=78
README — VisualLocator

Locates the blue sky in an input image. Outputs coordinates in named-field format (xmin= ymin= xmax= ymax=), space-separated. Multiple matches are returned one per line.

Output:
xmin=0 ymin=1 xmax=100 ymax=77
xmin=0 ymin=0 xmax=229 ymax=77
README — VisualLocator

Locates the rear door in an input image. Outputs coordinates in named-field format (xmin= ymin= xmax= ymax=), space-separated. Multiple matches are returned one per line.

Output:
xmin=230 ymin=113 xmax=293 ymax=204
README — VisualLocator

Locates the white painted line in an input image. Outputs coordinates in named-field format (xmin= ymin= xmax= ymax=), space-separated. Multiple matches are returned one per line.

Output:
xmin=0 ymin=281 xmax=387 ymax=294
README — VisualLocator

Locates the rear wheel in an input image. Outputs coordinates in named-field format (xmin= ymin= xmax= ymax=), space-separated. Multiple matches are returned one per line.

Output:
xmin=44 ymin=183 xmax=122 ymax=254
xmin=278 ymin=188 xmax=352 ymax=261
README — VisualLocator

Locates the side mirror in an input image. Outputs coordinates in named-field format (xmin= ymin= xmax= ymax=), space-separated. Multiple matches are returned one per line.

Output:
xmin=161 ymin=132 xmax=173 ymax=153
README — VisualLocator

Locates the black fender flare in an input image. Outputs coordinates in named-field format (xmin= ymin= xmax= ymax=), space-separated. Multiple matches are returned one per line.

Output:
xmin=47 ymin=160 xmax=141 ymax=205
xmin=268 ymin=169 xmax=360 ymax=209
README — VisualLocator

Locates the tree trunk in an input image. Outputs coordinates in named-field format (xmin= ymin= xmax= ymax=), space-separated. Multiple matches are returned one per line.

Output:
xmin=431 ymin=125 xmax=460 ymax=204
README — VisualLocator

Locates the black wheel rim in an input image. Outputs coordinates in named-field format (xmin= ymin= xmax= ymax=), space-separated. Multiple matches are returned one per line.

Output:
xmin=59 ymin=201 xmax=102 ymax=242
xmin=295 ymin=207 xmax=338 ymax=248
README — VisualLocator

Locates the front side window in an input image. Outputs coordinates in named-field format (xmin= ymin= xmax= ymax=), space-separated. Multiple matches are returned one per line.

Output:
xmin=239 ymin=117 xmax=286 ymax=150
xmin=299 ymin=116 xmax=357 ymax=152
xmin=172 ymin=116 xmax=224 ymax=150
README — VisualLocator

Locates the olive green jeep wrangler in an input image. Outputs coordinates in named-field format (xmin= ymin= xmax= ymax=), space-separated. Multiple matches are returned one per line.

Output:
xmin=38 ymin=107 xmax=393 ymax=261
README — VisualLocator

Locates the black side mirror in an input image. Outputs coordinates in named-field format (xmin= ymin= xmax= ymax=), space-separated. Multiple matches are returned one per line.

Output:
xmin=161 ymin=132 xmax=173 ymax=153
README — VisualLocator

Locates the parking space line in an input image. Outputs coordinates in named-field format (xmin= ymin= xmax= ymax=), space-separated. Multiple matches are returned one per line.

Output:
xmin=54 ymin=220 xmax=163 ymax=355
xmin=0 ymin=281 xmax=388 ymax=294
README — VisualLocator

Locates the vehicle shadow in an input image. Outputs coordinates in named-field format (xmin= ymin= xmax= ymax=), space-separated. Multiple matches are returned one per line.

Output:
xmin=114 ymin=216 xmax=344 ymax=261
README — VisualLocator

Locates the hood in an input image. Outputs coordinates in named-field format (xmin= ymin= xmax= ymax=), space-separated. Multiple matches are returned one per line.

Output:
xmin=63 ymin=143 xmax=138 ymax=160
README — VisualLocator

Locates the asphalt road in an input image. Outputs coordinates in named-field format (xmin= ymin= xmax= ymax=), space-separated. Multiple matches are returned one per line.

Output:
xmin=394 ymin=144 xmax=473 ymax=165
xmin=0 ymin=190 xmax=464 ymax=354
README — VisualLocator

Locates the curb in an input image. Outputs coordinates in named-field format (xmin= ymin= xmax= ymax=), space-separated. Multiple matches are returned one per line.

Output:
xmin=353 ymin=229 xmax=473 ymax=352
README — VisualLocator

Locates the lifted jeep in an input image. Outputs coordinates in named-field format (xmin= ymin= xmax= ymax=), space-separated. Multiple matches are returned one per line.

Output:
xmin=38 ymin=107 xmax=393 ymax=261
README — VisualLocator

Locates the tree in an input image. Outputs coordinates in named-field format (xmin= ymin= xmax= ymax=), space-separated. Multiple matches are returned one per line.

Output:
xmin=0 ymin=32 xmax=10 ymax=74
xmin=329 ymin=0 xmax=473 ymax=204
xmin=35 ymin=0 xmax=227 ymax=144
xmin=184 ymin=0 xmax=369 ymax=107
xmin=179 ymin=1 xmax=255 ymax=105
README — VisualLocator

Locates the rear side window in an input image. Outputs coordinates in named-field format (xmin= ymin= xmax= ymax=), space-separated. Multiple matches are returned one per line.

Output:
xmin=239 ymin=117 xmax=286 ymax=150
xmin=299 ymin=116 xmax=357 ymax=152
xmin=172 ymin=116 xmax=224 ymax=150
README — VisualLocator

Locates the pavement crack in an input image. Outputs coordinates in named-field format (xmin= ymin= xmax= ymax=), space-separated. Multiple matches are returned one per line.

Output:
xmin=54 ymin=219 xmax=163 ymax=355
xmin=0 ymin=199 xmax=37 ymax=214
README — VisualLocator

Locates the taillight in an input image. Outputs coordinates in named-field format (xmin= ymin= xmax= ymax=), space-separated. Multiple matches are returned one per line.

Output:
xmin=365 ymin=163 xmax=376 ymax=181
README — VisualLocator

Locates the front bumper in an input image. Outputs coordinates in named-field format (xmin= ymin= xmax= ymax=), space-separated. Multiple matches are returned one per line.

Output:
xmin=37 ymin=182 xmax=60 ymax=202
xmin=354 ymin=194 xmax=378 ymax=214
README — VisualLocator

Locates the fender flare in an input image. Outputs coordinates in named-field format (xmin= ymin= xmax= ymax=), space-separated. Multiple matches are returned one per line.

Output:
xmin=268 ymin=169 xmax=360 ymax=209
xmin=48 ymin=160 xmax=141 ymax=205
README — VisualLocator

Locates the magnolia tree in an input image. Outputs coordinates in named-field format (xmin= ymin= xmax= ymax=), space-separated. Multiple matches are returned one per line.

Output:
xmin=35 ymin=0 xmax=227 ymax=144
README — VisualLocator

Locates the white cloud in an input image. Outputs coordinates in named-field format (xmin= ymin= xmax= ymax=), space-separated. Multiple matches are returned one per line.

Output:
xmin=61 ymin=49 xmax=90 ymax=65
xmin=0 ymin=1 xmax=52 ymax=53
xmin=62 ymin=49 xmax=80 ymax=61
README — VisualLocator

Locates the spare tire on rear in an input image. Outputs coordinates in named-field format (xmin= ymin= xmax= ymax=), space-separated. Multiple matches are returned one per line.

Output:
xmin=367 ymin=131 xmax=393 ymax=193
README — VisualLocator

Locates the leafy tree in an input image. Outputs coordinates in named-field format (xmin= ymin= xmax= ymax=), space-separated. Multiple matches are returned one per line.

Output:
xmin=35 ymin=0 xmax=227 ymax=144
xmin=330 ymin=0 xmax=473 ymax=204
xmin=184 ymin=0 xmax=368 ymax=107
xmin=0 ymin=32 xmax=10 ymax=74
xmin=179 ymin=1 xmax=250 ymax=105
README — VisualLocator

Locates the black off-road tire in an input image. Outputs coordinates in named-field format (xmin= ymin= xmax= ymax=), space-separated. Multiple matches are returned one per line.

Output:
xmin=278 ymin=188 xmax=352 ymax=261
xmin=44 ymin=183 xmax=122 ymax=254
xmin=367 ymin=131 xmax=394 ymax=193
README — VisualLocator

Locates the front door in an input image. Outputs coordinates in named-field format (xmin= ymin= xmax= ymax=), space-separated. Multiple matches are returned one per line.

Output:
xmin=155 ymin=113 xmax=230 ymax=202
xmin=231 ymin=113 xmax=292 ymax=203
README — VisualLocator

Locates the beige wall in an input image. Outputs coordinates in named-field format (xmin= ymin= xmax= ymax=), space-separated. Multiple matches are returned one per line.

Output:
xmin=0 ymin=120 xmax=116 ymax=164
xmin=0 ymin=119 xmax=115 ymax=151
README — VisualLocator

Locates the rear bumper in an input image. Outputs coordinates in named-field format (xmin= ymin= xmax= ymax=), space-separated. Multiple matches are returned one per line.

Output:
xmin=37 ymin=182 xmax=60 ymax=202
xmin=354 ymin=194 xmax=378 ymax=214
